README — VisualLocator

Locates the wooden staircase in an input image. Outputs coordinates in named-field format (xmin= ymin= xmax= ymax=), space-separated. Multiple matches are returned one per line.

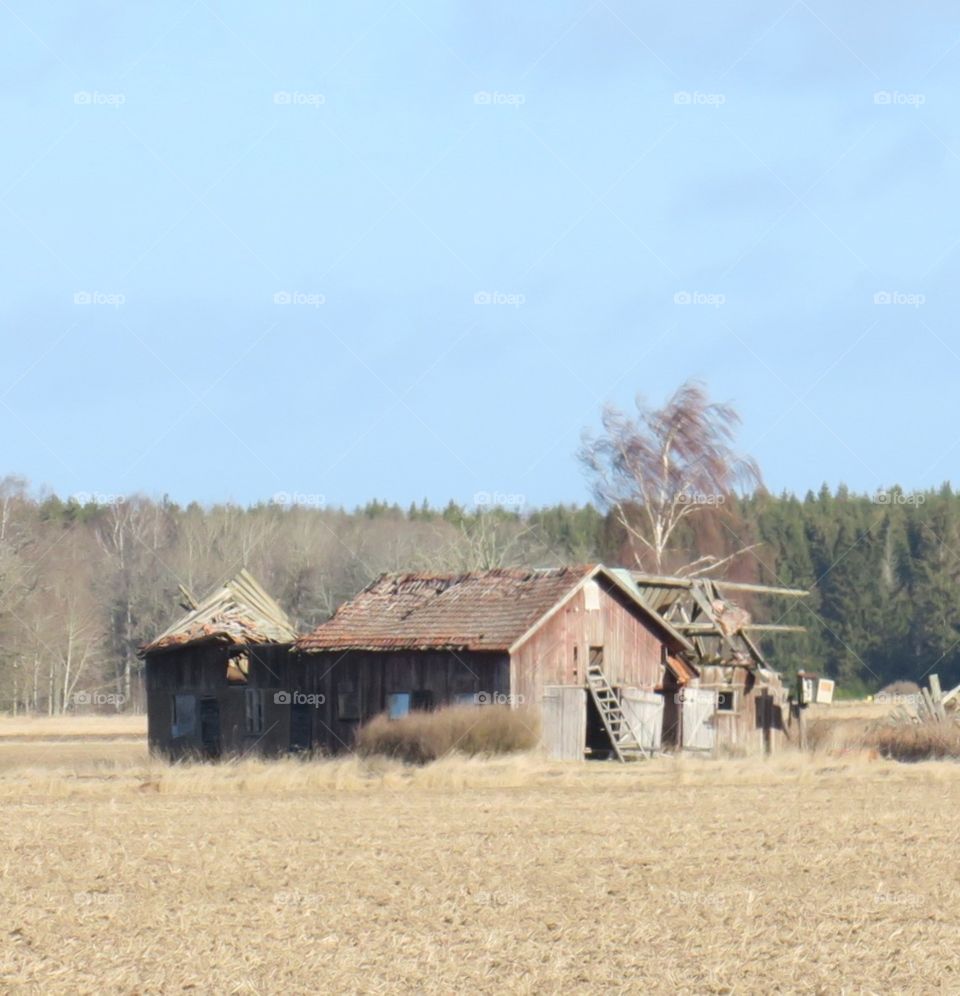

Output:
xmin=586 ymin=658 xmax=648 ymax=762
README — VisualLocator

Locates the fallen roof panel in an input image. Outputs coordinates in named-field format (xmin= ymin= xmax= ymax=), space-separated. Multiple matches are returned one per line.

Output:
xmin=140 ymin=568 xmax=297 ymax=655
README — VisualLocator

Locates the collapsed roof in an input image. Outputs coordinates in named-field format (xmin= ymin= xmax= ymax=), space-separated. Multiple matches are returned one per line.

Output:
xmin=616 ymin=571 xmax=807 ymax=669
xmin=139 ymin=563 xmax=802 ymax=672
xmin=140 ymin=568 xmax=297 ymax=655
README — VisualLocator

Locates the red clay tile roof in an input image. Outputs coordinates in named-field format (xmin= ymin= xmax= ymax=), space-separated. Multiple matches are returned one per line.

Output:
xmin=296 ymin=566 xmax=597 ymax=653
xmin=296 ymin=564 xmax=693 ymax=654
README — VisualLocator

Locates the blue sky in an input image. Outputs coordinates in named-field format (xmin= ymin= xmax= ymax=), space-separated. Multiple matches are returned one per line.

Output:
xmin=1 ymin=2 xmax=959 ymax=509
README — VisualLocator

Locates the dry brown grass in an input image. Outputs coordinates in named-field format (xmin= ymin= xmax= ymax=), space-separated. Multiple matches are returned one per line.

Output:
xmin=0 ymin=715 xmax=148 ymax=774
xmin=805 ymin=697 xmax=907 ymax=754
xmin=863 ymin=719 xmax=960 ymax=761
xmin=807 ymin=698 xmax=894 ymax=722
xmin=805 ymin=700 xmax=960 ymax=761
xmin=1 ymin=716 xmax=958 ymax=993
xmin=0 ymin=714 xmax=146 ymax=740
xmin=356 ymin=704 xmax=540 ymax=763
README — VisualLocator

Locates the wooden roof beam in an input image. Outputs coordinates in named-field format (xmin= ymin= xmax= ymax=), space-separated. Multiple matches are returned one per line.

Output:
xmin=631 ymin=573 xmax=809 ymax=597
xmin=673 ymin=623 xmax=806 ymax=633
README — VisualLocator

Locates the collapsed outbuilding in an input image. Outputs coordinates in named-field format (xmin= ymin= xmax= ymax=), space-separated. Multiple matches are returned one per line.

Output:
xmin=141 ymin=569 xmax=298 ymax=758
xmin=623 ymin=573 xmax=806 ymax=754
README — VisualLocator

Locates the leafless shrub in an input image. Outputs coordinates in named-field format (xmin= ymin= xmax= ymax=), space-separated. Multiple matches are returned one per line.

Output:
xmin=863 ymin=720 xmax=960 ymax=762
xmin=356 ymin=705 xmax=540 ymax=764
xmin=878 ymin=680 xmax=921 ymax=697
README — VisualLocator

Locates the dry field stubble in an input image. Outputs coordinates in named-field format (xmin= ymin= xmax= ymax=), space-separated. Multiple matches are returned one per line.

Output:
xmin=0 ymin=716 xmax=958 ymax=994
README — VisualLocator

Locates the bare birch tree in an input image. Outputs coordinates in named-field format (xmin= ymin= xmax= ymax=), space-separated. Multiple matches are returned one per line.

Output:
xmin=96 ymin=497 xmax=173 ymax=708
xmin=580 ymin=380 xmax=761 ymax=576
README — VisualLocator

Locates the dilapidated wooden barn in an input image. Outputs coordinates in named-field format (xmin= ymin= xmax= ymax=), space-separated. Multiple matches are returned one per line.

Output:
xmin=296 ymin=564 xmax=696 ymax=760
xmin=141 ymin=570 xmax=298 ymax=758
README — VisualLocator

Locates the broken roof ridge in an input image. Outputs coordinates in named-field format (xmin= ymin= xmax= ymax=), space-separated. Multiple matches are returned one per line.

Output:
xmin=373 ymin=564 xmax=596 ymax=583
xmin=141 ymin=567 xmax=297 ymax=655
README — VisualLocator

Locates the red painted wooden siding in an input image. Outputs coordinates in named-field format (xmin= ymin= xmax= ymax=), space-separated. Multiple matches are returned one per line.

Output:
xmin=510 ymin=577 xmax=666 ymax=707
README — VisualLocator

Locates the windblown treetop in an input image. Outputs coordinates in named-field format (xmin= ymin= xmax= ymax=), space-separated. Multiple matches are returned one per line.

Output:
xmin=580 ymin=380 xmax=761 ymax=576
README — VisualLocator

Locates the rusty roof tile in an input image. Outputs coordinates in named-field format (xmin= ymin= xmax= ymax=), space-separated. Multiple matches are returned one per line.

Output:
xmin=296 ymin=565 xmax=692 ymax=655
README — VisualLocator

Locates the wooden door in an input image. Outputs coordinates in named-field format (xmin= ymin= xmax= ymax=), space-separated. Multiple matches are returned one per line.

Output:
xmin=199 ymin=698 xmax=221 ymax=758
xmin=681 ymin=688 xmax=717 ymax=752
xmin=290 ymin=702 xmax=312 ymax=752
xmin=541 ymin=686 xmax=586 ymax=761
xmin=621 ymin=687 xmax=664 ymax=750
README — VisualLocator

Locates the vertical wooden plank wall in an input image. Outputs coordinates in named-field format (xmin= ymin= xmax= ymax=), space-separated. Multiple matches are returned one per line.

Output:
xmin=511 ymin=580 xmax=668 ymax=709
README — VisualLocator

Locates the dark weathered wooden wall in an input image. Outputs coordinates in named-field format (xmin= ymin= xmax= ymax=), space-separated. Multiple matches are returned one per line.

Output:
xmin=147 ymin=645 xmax=510 ymax=758
xmin=145 ymin=644 xmax=294 ymax=758
xmin=301 ymin=649 xmax=510 ymax=753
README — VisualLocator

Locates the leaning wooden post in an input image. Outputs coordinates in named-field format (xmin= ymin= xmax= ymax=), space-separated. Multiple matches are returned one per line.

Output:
xmin=930 ymin=675 xmax=946 ymax=721
xmin=921 ymin=686 xmax=940 ymax=723
xmin=760 ymin=689 xmax=772 ymax=756
xmin=795 ymin=671 xmax=813 ymax=751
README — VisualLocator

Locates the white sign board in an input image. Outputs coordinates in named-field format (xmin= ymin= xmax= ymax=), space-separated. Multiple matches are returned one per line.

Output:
xmin=816 ymin=678 xmax=835 ymax=704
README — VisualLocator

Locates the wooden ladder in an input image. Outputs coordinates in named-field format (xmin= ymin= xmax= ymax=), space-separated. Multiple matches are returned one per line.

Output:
xmin=586 ymin=659 xmax=647 ymax=762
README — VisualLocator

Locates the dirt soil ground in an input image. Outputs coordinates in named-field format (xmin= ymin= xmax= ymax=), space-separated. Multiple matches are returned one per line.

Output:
xmin=0 ymin=716 xmax=956 ymax=994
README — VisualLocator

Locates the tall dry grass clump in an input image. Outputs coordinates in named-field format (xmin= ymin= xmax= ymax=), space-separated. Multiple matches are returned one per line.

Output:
xmin=863 ymin=720 xmax=960 ymax=762
xmin=356 ymin=704 xmax=539 ymax=764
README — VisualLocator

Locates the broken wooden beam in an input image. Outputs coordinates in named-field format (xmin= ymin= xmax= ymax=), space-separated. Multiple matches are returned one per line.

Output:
xmin=673 ymin=622 xmax=806 ymax=633
xmin=929 ymin=675 xmax=946 ymax=721
xmin=711 ymin=580 xmax=810 ymax=597
xmin=941 ymin=682 xmax=960 ymax=707
xmin=630 ymin=573 xmax=809 ymax=597
xmin=921 ymin=687 xmax=941 ymax=722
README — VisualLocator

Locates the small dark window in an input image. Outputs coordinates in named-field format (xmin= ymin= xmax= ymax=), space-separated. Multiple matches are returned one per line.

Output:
xmin=411 ymin=689 xmax=434 ymax=711
xmin=172 ymin=694 xmax=196 ymax=737
xmin=717 ymin=689 xmax=736 ymax=713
